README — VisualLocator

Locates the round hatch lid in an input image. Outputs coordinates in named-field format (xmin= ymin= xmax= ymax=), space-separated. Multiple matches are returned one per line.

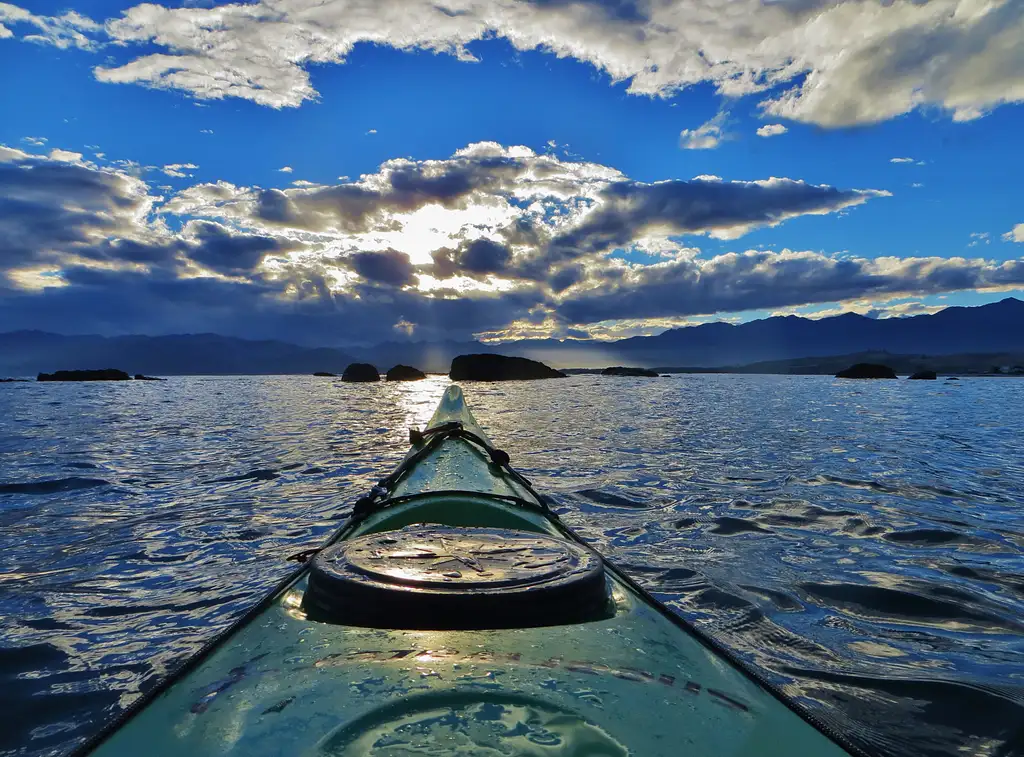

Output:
xmin=302 ymin=526 xmax=608 ymax=629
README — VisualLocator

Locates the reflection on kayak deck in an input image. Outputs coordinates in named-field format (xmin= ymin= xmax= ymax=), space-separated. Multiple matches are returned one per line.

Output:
xmin=82 ymin=386 xmax=855 ymax=757
xmin=318 ymin=693 xmax=628 ymax=756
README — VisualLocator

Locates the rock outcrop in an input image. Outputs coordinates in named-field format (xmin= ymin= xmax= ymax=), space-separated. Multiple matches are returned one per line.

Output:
xmin=37 ymin=369 xmax=131 ymax=382
xmin=602 ymin=366 xmax=659 ymax=377
xmin=449 ymin=354 xmax=566 ymax=381
xmin=312 ymin=371 xmax=337 ymax=377
xmin=342 ymin=363 xmax=380 ymax=382
xmin=386 ymin=364 xmax=427 ymax=381
xmin=134 ymin=374 xmax=165 ymax=381
xmin=835 ymin=363 xmax=897 ymax=379
xmin=908 ymin=371 xmax=937 ymax=380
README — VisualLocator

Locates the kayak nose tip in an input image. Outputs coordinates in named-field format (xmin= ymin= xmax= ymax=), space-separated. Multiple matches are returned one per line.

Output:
xmin=441 ymin=383 xmax=466 ymax=409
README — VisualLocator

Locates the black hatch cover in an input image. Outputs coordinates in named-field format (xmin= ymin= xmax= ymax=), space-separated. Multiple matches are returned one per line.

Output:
xmin=302 ymin=526 xmax=609 ymax=629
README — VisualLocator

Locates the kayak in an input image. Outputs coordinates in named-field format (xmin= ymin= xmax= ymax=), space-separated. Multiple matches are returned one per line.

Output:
xmin=78 ymin=385 xmax=860 ymax=757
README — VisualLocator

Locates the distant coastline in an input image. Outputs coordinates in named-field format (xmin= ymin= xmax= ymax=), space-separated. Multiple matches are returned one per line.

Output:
xmin=2 ymin=297 xmax=1023 ymax=377
xmin=568 ymin=351 xmax=1024 ymax=377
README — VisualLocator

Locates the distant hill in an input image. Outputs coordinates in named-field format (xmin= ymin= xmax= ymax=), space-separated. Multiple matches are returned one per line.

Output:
xmin=0 ymin=332 xmax=358 ymax=376
xmin=356 ymin=297 xmax=1024 ymax=370
xmin=657 ymin=351 xmax=1024 ymax=376
xmin=599 ymin=297 xmax=1024 ymax=367
xmin=3 ymin=298 xmax=1023 ymax=375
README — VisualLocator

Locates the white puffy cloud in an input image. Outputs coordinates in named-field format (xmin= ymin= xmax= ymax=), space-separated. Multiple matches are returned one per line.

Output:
xmin=77 ymin=0 xmax=1023 ymax=127
xmin=890 ymin=157 xmax=915 ymax=164
xmin=22 ymin=136 xmax=47 ymax=147
xmin=278 ymin=166 xmax=293 ymax=173
xmin=680 ymin=113 xmax=726 ymax=150
xmin=968 ymin=231 xmax=991 ymax=247
xmin=756 ymin=123 xmax=788 ymax=138
xmin=0 ymin=2 xmax=101 ymax=50
xmin=162 ymin=163 xmax=198 ymax=178
xmin=1004 ymin=223 xmax=1024 ymax=243
xmin=48 ymin=148 xmax=85 ymax=163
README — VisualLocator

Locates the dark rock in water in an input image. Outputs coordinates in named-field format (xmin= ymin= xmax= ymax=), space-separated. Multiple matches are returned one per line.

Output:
xmin=134 ymin=374 xmax=165 ymax=381
xmin=908 ymin=370 xmax=937 ymax=380
xmin=835 ymin=363 xmax=897 ymax=379
xmin=342 ymin=363 xmax=380 ymax=382
xmin=386 ymin=364 xmax=426 ymax=381
xmin=0 ymin=476 xmax=109 ymax=495
xmin=312 ymin=371 xmax=337 ymax=377
xmin=0 ymin=378 xmax=30 ymax=382
xmin=450 ymin=354 xmax=565 ymax=381
xmin=37 ymin=369 xmax=131 ymax=382
xmin=947 ymin=377 xmax=959 ymax=380
xmin=602 ymin=366 xmax=659 ymax=377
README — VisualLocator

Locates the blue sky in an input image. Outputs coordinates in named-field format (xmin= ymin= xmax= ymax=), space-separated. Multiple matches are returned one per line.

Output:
xmin=1 ymin=0 xmax=1022 ymax=344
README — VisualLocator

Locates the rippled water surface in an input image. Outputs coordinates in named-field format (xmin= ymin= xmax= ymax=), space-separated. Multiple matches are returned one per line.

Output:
xmin=1 ymin=375 xmax=1022 ymax=757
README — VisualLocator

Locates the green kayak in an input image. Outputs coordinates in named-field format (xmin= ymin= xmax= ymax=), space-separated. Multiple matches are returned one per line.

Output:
xmin=79 ymin=385 xmax=859 ymax=757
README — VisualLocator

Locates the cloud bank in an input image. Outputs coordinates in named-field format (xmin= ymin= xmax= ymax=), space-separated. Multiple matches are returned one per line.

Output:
xmin=2 ymin=140 xmax=1021 ymax=343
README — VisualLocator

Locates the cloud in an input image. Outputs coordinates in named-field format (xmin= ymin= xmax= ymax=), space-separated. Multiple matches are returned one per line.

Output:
xmin=79 ymin=0 xmax=1024 ymax=127
xmin=680 ymin=113 xmax=726 ymax=150
xmin=1004 ymin=223 xmax=1024 ymax=243
xmin=546 ymin=176 xmax=887 ymax=259
xmin=200 ymin=129 xmax=214 ymax=134
xmin=162 ymin=162 xmax=198 ymax=178
xmin=890 ymin=157 xmax=915 ymax=164
xmin=366 ymin=129 xmax=377 ymax=135
xmin=48 ymin=148 xmax=84 ymax=163
xmin=0 ymin=3 xmax=102 ymax=50
xmin=278 ymin=166 xmax=293 ymax=173
xmin=22 ymin=136 xmax=47 ymax=147
xmin=756 ymin=124 xmax=788 ymax=138
xmin=0 ymin=147 xmax=161 ymax=277
xmin=430 ymin=238 xmax=513 ymax=279
xmin=345 ymin=249 xmax=416 ymax=287
xmin=183 ymin=221 xmax=291 ymax=275
xmin=968 ymin=231 xmax=991 ymax=247
xmin=5 ymin=139 xmax=1016 ymax=344
xmin=556 ymin=250 xmax=1024 ymax=325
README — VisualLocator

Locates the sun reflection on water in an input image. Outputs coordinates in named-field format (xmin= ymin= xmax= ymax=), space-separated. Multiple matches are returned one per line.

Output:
xmin=389 ymin=376 xmax=451 ymax=432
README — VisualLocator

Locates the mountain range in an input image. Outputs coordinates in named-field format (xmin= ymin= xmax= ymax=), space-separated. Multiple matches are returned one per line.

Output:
xmin=1 ymin=298 xmax=1022 ymax=376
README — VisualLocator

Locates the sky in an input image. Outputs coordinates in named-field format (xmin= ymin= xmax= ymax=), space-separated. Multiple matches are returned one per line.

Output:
xmin=0 ymin=0 xmax=1022 ymax=346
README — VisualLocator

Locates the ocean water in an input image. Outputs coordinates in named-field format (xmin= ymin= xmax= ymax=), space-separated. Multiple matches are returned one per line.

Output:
xmin=0 ymin=374 xmax=1021 ymax=757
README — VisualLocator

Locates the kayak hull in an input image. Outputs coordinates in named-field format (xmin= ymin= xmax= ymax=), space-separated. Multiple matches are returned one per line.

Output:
xmin=82 ymin=385 xmax=855 ymax=757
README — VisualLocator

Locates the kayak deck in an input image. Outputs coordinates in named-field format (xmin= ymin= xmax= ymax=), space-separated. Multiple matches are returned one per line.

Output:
xmin=83 ymin=386 xmax=854 ymax=757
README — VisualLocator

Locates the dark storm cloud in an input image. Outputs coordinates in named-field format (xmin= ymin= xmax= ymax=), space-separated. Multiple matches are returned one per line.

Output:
xmin=460 ymin=238 xmax=512 ymax=274
xmin=0 ymin=156 xmax=153 ymax=272
xmin=184 ymin=221 xmax=290 ymax=275
xmin=556 ymin=252 xmax=1024 ymax=324
xmin=345 ymin=249 xmax=416 ymax=286
xmin=549 ymin=264 xmax=584 ymax=292
xmin=548 ymin=178 xmax=885 ymax=259
xmin=428 ymin=238 xmax=513 ymax=280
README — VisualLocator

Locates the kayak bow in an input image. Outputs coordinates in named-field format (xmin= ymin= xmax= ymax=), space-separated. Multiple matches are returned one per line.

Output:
xmin=81 ymin=385 xmax=857 ymax=757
